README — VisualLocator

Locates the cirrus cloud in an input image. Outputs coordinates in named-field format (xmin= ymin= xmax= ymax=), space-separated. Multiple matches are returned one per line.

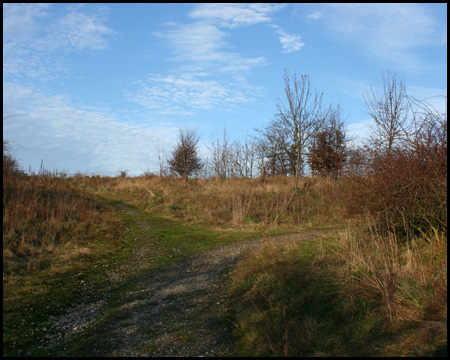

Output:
xmin=188 ymin=3 xmax=286 ymax=28
xmin=126 ymin=73 xmax=264 ymax=115
xmin=312 ymin=3 xmax=447 ymax=72
xmin=3 ymin=3 xmax=114 ymax=80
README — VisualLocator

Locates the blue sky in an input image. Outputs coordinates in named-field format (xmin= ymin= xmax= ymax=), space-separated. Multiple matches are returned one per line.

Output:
xmin=3 ymin=3 xmax=447 ymax=176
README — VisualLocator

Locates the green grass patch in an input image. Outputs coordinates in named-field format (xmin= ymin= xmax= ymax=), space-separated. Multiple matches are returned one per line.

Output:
xmin=101 ymin=195 xmax=269 ymax=256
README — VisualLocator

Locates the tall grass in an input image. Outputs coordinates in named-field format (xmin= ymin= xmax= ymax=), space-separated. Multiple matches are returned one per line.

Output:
xmin=336 ymin=222 xmax=447 ymax=323
xmin=70 ymin=175 xmax=346 ymax=231
xmin=3 ymin=171 xmax=122 ymax=277
xmin=229 ymin=223 xmax=447 ymax=356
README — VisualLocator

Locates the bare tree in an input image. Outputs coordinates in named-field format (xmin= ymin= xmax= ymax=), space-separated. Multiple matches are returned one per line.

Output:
xmin=168 ymin=128 xmax=203 ymax=181
xmin=155 ymin=140 xmax=169 ymax=177
xmin=406 ymin=94 xmax=447 ymax=177
xmin=275 ymin=70 xmax=325 ymax=186
xmin=228 ymin=134 xmax=256 ymax=178
xmin=255 ymin=119 xmax=295 ymax=176
xmin=207 ymin=128 xmax=231 ymax=179
xmin=252 ymin=136 xmax=269 ymax=179
xmin=343 ymin=146 xmax=369 ymax=177
xmin=364 ymin=70 xmax=409 ymax=158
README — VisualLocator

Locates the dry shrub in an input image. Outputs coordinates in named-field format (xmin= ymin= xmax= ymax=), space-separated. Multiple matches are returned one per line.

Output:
xmin=3 ymin=143 xmax=21 ymax=176
xmin=367 ymin=150 xmax=444 ymax=231
xmin=344 ymin=114 xmax=447 ymax=235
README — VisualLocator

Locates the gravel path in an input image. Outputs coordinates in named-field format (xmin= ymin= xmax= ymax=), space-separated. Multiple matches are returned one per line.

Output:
xmin=49 ymin=203 xmax=342 ymax=357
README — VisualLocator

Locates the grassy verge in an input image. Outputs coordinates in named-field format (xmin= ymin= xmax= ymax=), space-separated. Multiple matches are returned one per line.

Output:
xmin=228 ymin=226 xmax=447 ymax=357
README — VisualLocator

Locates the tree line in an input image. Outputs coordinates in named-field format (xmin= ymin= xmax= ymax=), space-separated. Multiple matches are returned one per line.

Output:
xmin=163 ymin=69 xmax=446 ymax=190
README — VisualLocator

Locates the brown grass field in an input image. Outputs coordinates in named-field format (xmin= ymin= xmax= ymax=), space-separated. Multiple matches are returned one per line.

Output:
xmin=3 ymin=168 xmax=447 ymax=356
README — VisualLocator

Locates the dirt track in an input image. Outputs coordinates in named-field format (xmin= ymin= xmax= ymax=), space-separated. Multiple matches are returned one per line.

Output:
xmin=49 ymin=203 xmax=342 ymax=356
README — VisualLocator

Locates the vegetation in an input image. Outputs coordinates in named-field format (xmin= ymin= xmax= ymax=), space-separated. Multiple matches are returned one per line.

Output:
xmin=229 ymin=226 xmax=447 ymax=356
xmin=3 ymin=69 xmax=447 ymax=356
xmin=3 ymin=172 xmax=122 ymax=276
xmin=69 ymin=175 xmax=346 ymax=231
xmin=308 ymin=104 xmax=347 ymax=178
xmin=225 ymin=71 xmax=447 ymax=357
xmin=167 ymin=128 xmax=203 ymax=181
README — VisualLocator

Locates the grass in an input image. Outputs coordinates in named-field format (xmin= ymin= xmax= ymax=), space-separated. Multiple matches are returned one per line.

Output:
xmin=97 ymin=195 xmax=271 ymax=264
xmin=3 ymin=174 xmax=271 ymax=356
xmin=69 ymin=175 xmax=347 ymax=232
xmin=228 ymin=225 xmax=447 ymax=357
xmin=3 ymin=171 xmax=446 ymax=357
xmin=229 ymin=237 xmax=354 ymax=357
xmin=3 ymin=172 xmax=128 ymax=357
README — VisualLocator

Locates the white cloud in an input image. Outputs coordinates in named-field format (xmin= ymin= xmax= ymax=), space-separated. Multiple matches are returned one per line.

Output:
xmin=320 ymin=3 xmax=446 ymax=72
xmin=3 ymin=82 xmax=178 ymax=176
xmin=3 ymin=4 xmax=114 ymax=80
xmin=158 ymin=3 xmax=303 ymax=74
xmin=188 ymin=3 xmax=285 ymax=28
xmin=189 ymin=3 xmax=305 ymax=55
xmin=158 ymin=21 xmax=269 ymax=74
xmin=47 ymin=8 xmax=114 ymax=51
xmin=2 ymin=3 xmax=51 ymax=39
xmin=126 ymin=73 xmax=264 ymax=115
xmin=306 ymin=11 xmax=323 ymax=20
xmin=270 ymin=25 xmax=304 ymax=53
xmin=146 ymin=4 xmax=304 ymax=117
xmin=347 ymin=119 xmax=372 ymax=146
xmin=161 ymin=22 xmax=228 ymax=64
xmin=279 ymin=32 xmax=304 ymax=53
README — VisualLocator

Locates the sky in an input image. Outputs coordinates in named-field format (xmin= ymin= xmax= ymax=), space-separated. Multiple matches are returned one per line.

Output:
xmin=3 ymin=3 xmax=447 ymax=176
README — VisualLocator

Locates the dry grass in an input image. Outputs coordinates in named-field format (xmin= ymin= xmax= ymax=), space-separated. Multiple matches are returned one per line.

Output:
xmin=335 ymin=224 xmax=446 ymax=321
xmin=3 ymin=172 xmax=122 ymax=278
xmin=229 ymin=220 xmax=447 ymax=356
xmin=71 ymin=175 xmax=346 ymax=232
xmin=3 ymin=167 xmax=446 ymax=356
xmin=334 ymin=221 xmax=447 ymax=356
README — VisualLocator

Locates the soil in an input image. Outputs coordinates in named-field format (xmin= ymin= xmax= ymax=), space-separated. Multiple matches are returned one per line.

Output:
xmin=48 ymin=202 xmax=342 ymax=357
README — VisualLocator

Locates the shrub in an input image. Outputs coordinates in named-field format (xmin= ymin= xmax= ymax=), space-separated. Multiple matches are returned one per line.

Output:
xmin=3 ymin=140 xmax=22 ymax=176
xmin=345 ymin=112 xmax=447 ymax=235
